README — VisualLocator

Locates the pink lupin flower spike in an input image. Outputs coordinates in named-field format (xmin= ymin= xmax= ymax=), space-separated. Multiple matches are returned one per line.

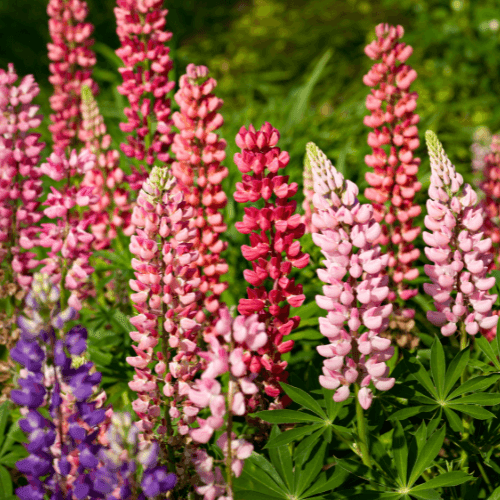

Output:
xmin=79 ymin=85 xmax=133 ymax=248
xmin=478 ymin=134 xmax=500 ymax=262
xmin=47 ymin=0 xmax=98 ymax=150
xmin=302 ymin=152 xmax=317 ymax=234
xmin=127 ymin=166 xmax=201 ymax=441
xmin=189 ymin=308 xmax=260 ymax=500
xmin=115 ymin=0 xmax=175 ymax=189
xmin=172 ymin=64 xmax=229 ymax=320
xmin=424 ymin=131 xmax=498 ymax=340
xmin=307 ymin=143 xmax=395 ymax=410
xmin=0 ymin=64 xmax=45 ymax=290
xmin=234 ymin=122 xmax=309 ymax=406
xmin=363 ymin=23 xmax=421 ymax=319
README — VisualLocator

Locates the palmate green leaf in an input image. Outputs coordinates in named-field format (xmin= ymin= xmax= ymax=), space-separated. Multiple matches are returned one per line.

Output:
xmin=476 ymin=335 xmax=500 ymax=370
xmin=451 ymin=393 xmax=500 ymax=405
xmin=389 ymin=406 xmax=437 ymax=421
xmin=302 ymin=467 xmax=350 ymax=497
xmin=235 ymin=491 xmax=284 ymax=500
xmin=393 ymin=421 xmax=408 ymax=487
xmin=295 ymin=441 xmax=327 ymax=496
xmin=402 ymin=352 xmax=439 ymax=399
xmin=443 ymin=407 xmax=463 ymax=433
xmin=255 ymin=410 xmax=325 ymax=424
xmin=443 ymin=347 xmax=470 ymax=396
xmin=323 ymin=388 xmax=343 ymax=421
xmin=239 ymin=453 xmax=288 ymax=497
xmin=430 ymin=338 xmax=446 ymax=399
xmin=411 ymin=471 xmax=471 ymax=491
xmin=268 ymin=426 xmax=294 ymax=491
xmin=370 ymin=435 xmax=397 ymax=480
xmin=294 ymin=427 xmax=325 ymax=469
xmin=408 ymin=425 xmax=446 ymax=487
xmin=446 ymin=404 xmax=495 ymax=419
xmin=409 ymin=489 xmax=441 ymax=500
xmin=280 ymin=383 xmax=327 ymax=418
xmin=447 ymin=374 xmax=500 ymax=400
xmin=0 ymin=464 xmax=12 ymax=498
xmin=266 ymin=423 xmax=324 ymax=449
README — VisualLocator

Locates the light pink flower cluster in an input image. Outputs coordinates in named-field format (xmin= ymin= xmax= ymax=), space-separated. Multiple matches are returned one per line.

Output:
xmin=127 ymin=167 xmax=201 ymax=441
xmin=234 ymin=122 xmax=309 ymax=405
xmin=47 ymin=0 xmax=98 ymax=150
xmin=363 ymin=23 xmax=421 ymax=308
xmin=172 ymin=64 xmax=229 ymax=318
xmin=302 ymin=152 xmax=317 ymax=234
xmin=188 ymin=309 xmax=260 ymax=500
xmin=38 ymin=148 xmax=98 ymax=310
xmin=0 ymin=64 xmax=45 ymax=288
xmin=424 ymin=131 xmax=499 ymax=338
xmin=115 ymin=0 xmax=175 ymax=189
xmin=79 ymin=85 xmax=133 ymax=248
xmin=307 ymin=143 xmax=395 ymax=410
xmin=478 ymin=135 xmax=500 ymax=254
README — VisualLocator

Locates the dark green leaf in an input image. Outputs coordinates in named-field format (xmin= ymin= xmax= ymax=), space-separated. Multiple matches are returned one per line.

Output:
xmin=302 ymin=467 xmax=350 ymax=497
xmin=430 ymin=338 xmax=446 ymax=399
xmin=447 ymin=374 xmax=500 ymax=400
xmin=393 ymin=421 xmax=408 ymax=487
xmin=241 ymin=454 xmax=288 ymax=496
xmin=389 ymin=406 xmax=437 ymax=421
xmin=476 ymin=336 xmax=500 ymax=370
xmin=288 ymin=329 xmax=323 ymax=341
xmin=294 ymin=427 xmax=325 ymax=469
xmin=452 ymin=393 xmax=500 ymax=405
xmin=322 ymin=388 xmax=343 ymax=421
xmin=296 ymin=442 xmax=327 ymax=495
xmin=266 ymin=423 xmax=324 ymax=449
xmin=409 ymin=489 xmax=441 ymax=500
xmin=234 ymin=491 xmax=283 ymax=500
xmin=268 ymin=426 xmax=294 ymax=491
xmin=255 ymin=410 xmax=324 ymax=424
xmin=280 ymin=383 xmax=327 ymax=418
xmin=443 ymin=348 xmax=470 ymax=397
xmin=0 ymin=465 xmax=12 ymax=498
xmin=0 ymin=403 xmax=8 ymax=450
xmin=0 ymin=421 xmax=24 ymax=457
xmin=0 ymin=446 xmax=27 ymax=467
xmin=411 ymin=471 xmax=471 ymax=491
xmin=408 ymin=426 xmax=446 ymax=487
xmin=447 ymin=404 xmax=495 ymax=419
xmin=402 ymin=352 xmax=438 ymax=399
xmin=443 ymin=407 xmax=463 ymax=433
xmin=487 ymin=485 xmax=500 ymax=499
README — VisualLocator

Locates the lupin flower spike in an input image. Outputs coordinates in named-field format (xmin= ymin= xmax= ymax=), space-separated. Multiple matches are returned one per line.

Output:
xmin=308 ymin=143 xmax=395 ymax=410
xmin=172 ymin=63 xmax=229 ymax=320
xmin=234 ymin=122 xmax=309 ymax=405
xmin=424 ymin=131 xmax=498 ymax=339
xmin=115 ymin=0 xmax=175 ymax=189
xmin=363 ymin=23 xmax=421 ymax=329
xmin=47 ymin=0 xmax=98 ymax=150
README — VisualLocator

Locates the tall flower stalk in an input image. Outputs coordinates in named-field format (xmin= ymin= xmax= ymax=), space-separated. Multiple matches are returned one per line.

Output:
xmin=234 ymin=122 xmax=309 ymax=406
xmin=424 ymin=131 xmax=498 ymax=342
xmin=363 ymin=23 xmax=421 ymax=332
xmin=47 ymin=0 xmax=98 ymax=150
xmin=307 ymin=143 xmax=395 ymax=412
xmin=115 ymin=0 xmax=175 ymax=190
xmin=172 ymin=64 xmax=229 ymax=321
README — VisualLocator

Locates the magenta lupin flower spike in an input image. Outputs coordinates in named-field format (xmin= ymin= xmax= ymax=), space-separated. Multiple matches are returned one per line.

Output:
xmin=308 ymin=143 xmax=395 ymax=410
xmin=0 ymin=64 xmax=45 ymax=290
xmin=424 ymin=131 xmax=499 ymax=339
xmin=115 ymin=0 xmax=175 ymax=190
xmin=47 ymin=0 xmax=98 ymax=150
xmin=363 ymin=23 xmax=421 ymax=324
xmin=171 ymin=64 xmax=229 ymax=320
xmin=234 ymin=122 xmax=309 ymax=406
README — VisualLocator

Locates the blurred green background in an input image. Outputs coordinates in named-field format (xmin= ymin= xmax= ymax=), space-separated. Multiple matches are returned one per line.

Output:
xmin=2 ymin=0 xmax=500 ymax=344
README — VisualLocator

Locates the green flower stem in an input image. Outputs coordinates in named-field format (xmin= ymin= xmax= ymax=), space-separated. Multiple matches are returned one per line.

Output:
xmin=355 ymin=384 xmax=372 ymax=468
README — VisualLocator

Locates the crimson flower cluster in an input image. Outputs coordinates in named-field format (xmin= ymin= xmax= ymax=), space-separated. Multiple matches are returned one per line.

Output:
xmin=363 ymin=23 xmax=421 ymax=322
xmin=115 ymin=0 xmax=175 ymax=188
xmin=47 ymin=0 xmax=98 ymax=150
xmin=172 ymin=64 xmax=229 ymax=318
xmin=234 ymin=122 xmax=309 ymax=404
xmin=0 ymin=64 xmax=45 ymax=289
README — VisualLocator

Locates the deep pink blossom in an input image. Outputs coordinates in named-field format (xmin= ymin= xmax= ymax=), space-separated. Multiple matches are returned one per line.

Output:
xmin=307 ymin=143 xmax=394 ymax=410
xmin=424 ymin=131 xmax=498 ymax=339
xmin=47 ymin=0 xmax=98 ymax=150
xmin=363 ymin=23 xmax=421 ymax=316
xmin=234 ymin=122 xmax=309 ymax=405
xmin=0 ymin=64 xmax=45 ymax=289
xmin=115 ymin=0 xmax=175 ymax=188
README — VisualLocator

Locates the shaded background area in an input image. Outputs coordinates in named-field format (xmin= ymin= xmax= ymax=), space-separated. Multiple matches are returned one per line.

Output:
xmin=2 ymin=0 xmax=500 ymax=355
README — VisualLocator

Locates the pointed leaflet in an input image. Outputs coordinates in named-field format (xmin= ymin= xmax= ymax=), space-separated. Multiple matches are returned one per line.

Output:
xmin=323 ymin=388 xmax=343 ymax=421
xmin=0 ymin=465 xmax=12 ymax=498
xmin=239 ymin=453 xmax=289 ymax=497
xmin=410 ymin=471 xmax=471 ymax=491
xmin=409 ymin=490 xmax=441 ymax=500
xmin=447 ymin=374 xmax=500 ymax=400
xmin=393 ymin=421 xmax=408 ymax=487
xmin=295 ymin=441 xmax=328 ymax=496
xmin=0 ymin=404 xmax=7 ymax=450
xmin=408 ymin=425 xmax=446 ymax=487
xmin=446 ymin=404 xmax=495 ymax=419
xmin=430 ymin=338 xmax=446 ymax=399
xmin=443 ymin=347 xmax=470 ymax=397
xmin=236 ymin=492 xmax=284 ymax=500
xmin=389 ymin=406 xmax=437 ymax=421
xmin=265 ymin=423 xmax=324 ymax=449
xmin=451 ymin=393 xmax=500 ymax=405
xmin=268 ymin=426 xmax=294 ymax=491
xmin=443 ymin=407 xmax=463 ymax=434
xmin=280 ymin=383 xmax=328 ymax=419
xmin=294 ymin=427 xmax=325 ymax=470
xmin=402 ymin=351 xmax=439 ymax=399
xmin=475 ymin=335 xmax=500 ymax=370
xmin=302 ymin=468 xmax=350 ymax=497
xmin=255 ymin=410 xmax=325 ymax=424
